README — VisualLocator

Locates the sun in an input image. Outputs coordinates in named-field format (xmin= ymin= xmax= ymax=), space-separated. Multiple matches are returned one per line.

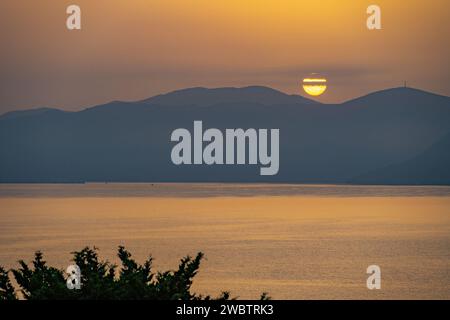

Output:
xmin=302 ymin=76 xmax=327 ymax=96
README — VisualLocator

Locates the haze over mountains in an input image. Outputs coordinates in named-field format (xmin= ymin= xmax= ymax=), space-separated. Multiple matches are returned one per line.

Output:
xmin=1 ymin=86 xmax=449 ymax=184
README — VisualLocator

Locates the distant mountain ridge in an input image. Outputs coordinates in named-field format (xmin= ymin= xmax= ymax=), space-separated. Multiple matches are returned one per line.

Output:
xmin=1 ymin=86 xmax=449 ymax=184
xmin=343 ymin=87 xmax=450 ymax=107
xmin=0 ymin=107 xmax=65 ymax=120
xmin=139 ymin=85 xmax=319 ymax=107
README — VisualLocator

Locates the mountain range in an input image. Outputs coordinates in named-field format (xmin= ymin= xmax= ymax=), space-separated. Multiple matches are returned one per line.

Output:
xmin=1 ymin=85 xmax=449 ymax=184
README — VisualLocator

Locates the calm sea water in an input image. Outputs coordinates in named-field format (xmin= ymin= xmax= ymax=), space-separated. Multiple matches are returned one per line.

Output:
xmin=0 ymin=183 xmax=449 ymax=299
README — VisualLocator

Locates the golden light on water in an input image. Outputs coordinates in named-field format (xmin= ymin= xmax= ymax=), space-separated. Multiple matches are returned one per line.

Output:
xmin=1 ymin=189 xmax=450 ymax=299
xmin=302 ymin=77 xmax=327 ymax=96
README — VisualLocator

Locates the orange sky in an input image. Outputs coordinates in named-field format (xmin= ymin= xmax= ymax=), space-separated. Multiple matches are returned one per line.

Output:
xmin=0 ymin=0 xmax=449 ymax=112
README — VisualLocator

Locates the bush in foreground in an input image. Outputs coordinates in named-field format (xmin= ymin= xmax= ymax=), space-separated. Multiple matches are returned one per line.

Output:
xmin=0 ymin=246 xmax=270 ymax=300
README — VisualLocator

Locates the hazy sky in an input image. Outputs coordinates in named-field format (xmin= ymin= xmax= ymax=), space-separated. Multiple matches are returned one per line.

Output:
xmin=0 ymin=0 xmax=449 ymax=113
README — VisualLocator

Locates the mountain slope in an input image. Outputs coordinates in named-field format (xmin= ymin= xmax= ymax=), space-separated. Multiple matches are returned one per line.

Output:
xmin=140 ymin=86 xmax=319 ymax=106
xmin=0 ymin=107 xmax=65 ymax=121
xmin=351 ymin=131 xmax=450 ymax=185
xmin=0 ymin=86 xmax=449 ymax=184
xmin=344 ymin=87 xmax=449 ymax=108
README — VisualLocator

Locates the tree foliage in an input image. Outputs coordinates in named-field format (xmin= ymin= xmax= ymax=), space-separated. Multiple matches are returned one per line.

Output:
xmin=0 ymin=246 xmax=270 ymax=300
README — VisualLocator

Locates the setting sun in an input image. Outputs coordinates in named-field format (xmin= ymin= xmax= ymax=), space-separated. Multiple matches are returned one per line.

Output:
xmin=302 ymin=77 xmax=327 ymax=96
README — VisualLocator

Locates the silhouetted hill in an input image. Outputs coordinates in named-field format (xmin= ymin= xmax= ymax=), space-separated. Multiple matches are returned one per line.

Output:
xmin=0 ymin=107 xmax=65 ymax=121
xmin=344 ymin=87 xmax=449 ymax=107
xmin=351 ymin=131 xmax=450 ymax=185
xmin=0 ymin=86 xmax=449 ymax=184
xmin=140 ymin=86 xmax=319 ymax=106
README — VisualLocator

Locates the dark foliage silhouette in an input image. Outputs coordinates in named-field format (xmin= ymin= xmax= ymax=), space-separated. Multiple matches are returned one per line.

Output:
xmin=0 ymin=246 xmax=270 ymax=300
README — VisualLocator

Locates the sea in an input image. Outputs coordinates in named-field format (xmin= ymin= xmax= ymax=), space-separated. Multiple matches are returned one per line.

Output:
xmin=1 ymin=183 xmax=449 ymax=299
